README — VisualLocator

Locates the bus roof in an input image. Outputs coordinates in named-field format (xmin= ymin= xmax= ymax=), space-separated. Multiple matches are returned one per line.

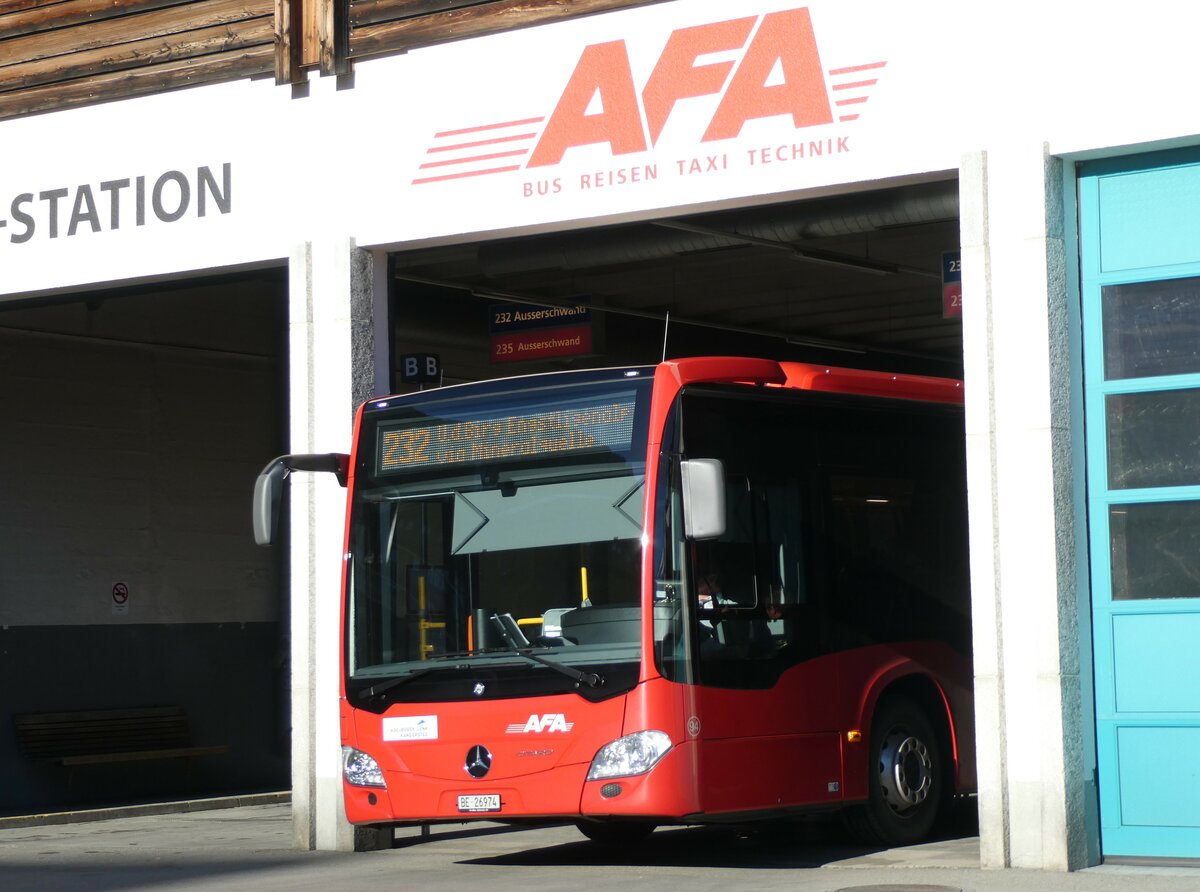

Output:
xmin=658 ymin=357 xmax=963 ymax=405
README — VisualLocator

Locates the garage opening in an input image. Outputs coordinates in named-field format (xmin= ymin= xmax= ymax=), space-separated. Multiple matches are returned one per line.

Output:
xmin=387 ymin=179 xmax=962 ymax=389
xmin=377 ymin=177 xmax=977 ymax=846
xmin=0 ymin=271 xmax=290 ymax=816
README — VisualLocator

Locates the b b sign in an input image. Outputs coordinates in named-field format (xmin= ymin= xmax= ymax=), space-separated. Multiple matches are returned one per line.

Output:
xmin=400 ymin=353 xmax=441 ymax=384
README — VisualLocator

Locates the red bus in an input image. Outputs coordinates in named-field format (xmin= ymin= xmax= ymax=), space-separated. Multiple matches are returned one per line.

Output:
xmin=254 ymin=356 xmax=974 ymax=847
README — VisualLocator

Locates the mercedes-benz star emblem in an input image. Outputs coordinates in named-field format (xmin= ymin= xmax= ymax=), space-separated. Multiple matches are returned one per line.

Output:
xmin=465 ymin=744 xmax=492 ymax=779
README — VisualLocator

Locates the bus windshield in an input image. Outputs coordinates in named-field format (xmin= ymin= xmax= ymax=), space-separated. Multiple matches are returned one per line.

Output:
xmin=345 ymin=370 xmax=653 ymax=708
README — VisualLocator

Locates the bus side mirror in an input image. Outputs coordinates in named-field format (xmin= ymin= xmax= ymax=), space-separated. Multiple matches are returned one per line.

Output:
xmin=252 ymin=453 xmax=349 ymax=546
xmin=252 ymin=460 xmax=289 ymax=546
xmin=680 ymin=458 xmax=726 ymax=540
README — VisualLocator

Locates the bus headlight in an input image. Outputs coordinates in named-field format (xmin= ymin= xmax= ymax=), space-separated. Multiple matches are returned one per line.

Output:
xmin=342 ymin=746 xmax=386 ymax=787
xmin=586 ymin=730 xmax=672 ymax=780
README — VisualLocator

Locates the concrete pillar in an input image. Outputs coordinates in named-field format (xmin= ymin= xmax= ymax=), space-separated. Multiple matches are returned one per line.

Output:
xmin=960 ymin=143 xmax=1097 ymax=870
xmin=288 ymin=238 xmax=389 ymax=851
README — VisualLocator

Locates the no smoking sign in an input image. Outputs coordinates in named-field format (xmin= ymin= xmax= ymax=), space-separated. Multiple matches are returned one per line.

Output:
xmin=112 ymin=582 xmax=129 ymax=615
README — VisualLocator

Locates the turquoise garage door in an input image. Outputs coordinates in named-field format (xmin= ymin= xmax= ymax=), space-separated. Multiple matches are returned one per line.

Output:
xmin=1080 ymin=149 xmax=1200 ymax=859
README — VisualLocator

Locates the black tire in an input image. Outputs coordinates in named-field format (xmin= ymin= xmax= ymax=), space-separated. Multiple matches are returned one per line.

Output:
xmin=844 ymin=695 xmax=943 ymax=847
xmin=575 ymin=820 xmax=657 ymax=845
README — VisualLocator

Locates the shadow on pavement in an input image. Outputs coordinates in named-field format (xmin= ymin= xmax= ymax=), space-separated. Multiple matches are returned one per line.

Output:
xmin=392 ymin=820 xmax=558 ymax=849
xmin=0 ymin=855 xmax=348 ymax=892
xmin=455 ymin=796 xmax=979 ymax=871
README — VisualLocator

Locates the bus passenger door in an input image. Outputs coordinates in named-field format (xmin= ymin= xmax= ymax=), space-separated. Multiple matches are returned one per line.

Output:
xmin=693 ymin=669 xmax=845 ymax=816
xmin=689 ymin=483 xmax=843 ymax=816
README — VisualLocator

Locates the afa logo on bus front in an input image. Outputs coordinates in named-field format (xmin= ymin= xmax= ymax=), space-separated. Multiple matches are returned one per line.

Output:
xmin=382 ymin=715 xmax=439 ymax=741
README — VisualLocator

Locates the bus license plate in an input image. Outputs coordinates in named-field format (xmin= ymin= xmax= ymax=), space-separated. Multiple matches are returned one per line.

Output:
xmin=457 ymin=794 xmax=501 ymax=813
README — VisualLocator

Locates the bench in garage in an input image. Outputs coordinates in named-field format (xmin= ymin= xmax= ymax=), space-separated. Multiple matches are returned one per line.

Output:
xmin=14 ymin=706 xmax=229 ymax=768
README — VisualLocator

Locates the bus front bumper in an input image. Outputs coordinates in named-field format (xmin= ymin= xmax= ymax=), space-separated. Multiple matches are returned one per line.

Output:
xmin=343 ymin=741 xmax=698 ymax=825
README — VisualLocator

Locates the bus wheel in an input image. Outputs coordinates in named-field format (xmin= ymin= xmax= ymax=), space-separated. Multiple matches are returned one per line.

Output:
xmin=575 ymin=820 xmax=656 ymax=845
xmin=846 ymin=696 xmax=942 ymax=847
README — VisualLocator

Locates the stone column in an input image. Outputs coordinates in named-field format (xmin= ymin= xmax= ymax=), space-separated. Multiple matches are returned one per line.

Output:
xmin=960 ymin=143 xmax=1098 ymax=870
xmin=287 ymin=238 xmax=389 ymax=851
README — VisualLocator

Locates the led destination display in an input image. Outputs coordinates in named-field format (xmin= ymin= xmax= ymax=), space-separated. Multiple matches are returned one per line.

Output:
xmin=377 ymin=394 xmax=637 ymax=474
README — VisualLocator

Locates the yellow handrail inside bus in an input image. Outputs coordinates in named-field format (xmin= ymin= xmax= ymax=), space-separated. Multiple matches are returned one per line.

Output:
xmin=416 ymin=575 xmax=446 ymax=659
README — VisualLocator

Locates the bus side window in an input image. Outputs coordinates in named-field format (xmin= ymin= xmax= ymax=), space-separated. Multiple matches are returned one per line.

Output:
xmin=693 ymin=541 xmax=757 ymax=608
xmin=757 ymin=479 xmax=818 ymax=658
xmin=679 ymin=392 xmax=826 ymax=686
xmin=823 ymin=467 xmax=950 ymax=645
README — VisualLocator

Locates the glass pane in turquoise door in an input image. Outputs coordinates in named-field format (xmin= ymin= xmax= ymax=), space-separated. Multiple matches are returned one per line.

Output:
xmin=1109 ymin=500 xmax=1200 ymax=601
xmin=1102 ymin=277 xmax=1200 ymax=379
xmin=1106 ymin=388 xmax=1200 ymax=488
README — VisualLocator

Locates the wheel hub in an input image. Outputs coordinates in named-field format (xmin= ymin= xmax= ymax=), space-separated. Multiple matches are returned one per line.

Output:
xmin=878 ymin=729 xmax=932 ymax=813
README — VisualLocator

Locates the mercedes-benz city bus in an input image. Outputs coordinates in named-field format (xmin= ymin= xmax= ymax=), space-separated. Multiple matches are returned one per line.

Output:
xmin=254 ymin=356 xmax=975 ymax=846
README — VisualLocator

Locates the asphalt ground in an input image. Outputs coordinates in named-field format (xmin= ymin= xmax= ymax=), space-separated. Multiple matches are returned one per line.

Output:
xmin=1 ymin=796 xmax=1198 ymax=892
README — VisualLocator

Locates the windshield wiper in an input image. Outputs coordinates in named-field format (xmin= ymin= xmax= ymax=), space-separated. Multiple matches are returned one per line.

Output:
xmin=362 ymin=657 xmax=465 ymax=701
xmin=363 ymin=627 xmax=605 ymax=699
xmin=363 ymin=653 xmax=480 ymax=699
xmin=490 ymin=614 xmax=604 ymax=689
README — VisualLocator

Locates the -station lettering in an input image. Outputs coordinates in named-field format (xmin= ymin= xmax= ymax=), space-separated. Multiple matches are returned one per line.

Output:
xmin=5 ymin=163 xmax=232 ymax=244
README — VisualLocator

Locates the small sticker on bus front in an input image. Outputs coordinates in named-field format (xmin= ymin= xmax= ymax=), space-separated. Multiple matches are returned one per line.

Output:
xmin=383 ymin=715 xmax=438 ymax=741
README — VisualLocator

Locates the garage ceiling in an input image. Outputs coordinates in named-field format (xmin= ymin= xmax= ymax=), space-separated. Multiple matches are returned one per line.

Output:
xmin=391 ymin=178 xmax=963 ymax=378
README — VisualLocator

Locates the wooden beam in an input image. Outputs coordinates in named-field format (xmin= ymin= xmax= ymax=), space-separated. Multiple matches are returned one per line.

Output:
xmin=347 ymin=0 xmax=660 ymax=59
xmin=350 ymin=0 xmax=517 ymax=30
xmin=0 ymin=0 xmax=269 ymax=67
xmin=0 ymin=0 xmax=200 ymax=40
xmin=0 ymin=43 xmax=272 ymax=119
xmin=274 ymin=0 xmax=303 ymax=83
xmin=0 ymin=18 xmax=273 ymax=93
xmin=0 ymin=0 xmax=56 ymax=16
xmin=314 ymin=0 xmax=334 ymax=73
xmin=276 ymin=0 xmax=346 ymax=82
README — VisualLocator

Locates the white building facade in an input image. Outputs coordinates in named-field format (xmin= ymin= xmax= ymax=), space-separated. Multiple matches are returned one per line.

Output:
xmin=4 ymin=0 xmax=1200 ymax=869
